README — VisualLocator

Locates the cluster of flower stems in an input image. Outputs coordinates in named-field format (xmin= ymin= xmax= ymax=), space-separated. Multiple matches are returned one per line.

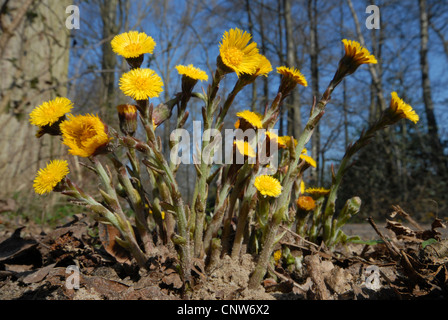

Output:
xmin=31 ymin=30 xmax=418 ymax=291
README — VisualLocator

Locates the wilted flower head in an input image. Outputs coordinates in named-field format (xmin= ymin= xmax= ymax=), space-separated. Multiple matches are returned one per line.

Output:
xmin=117 ymin=104 xmax=138 ymax=136
xmin=388 ymin=92 xmax=419 ymax=124
xmin=60 ymin=114 xmax=112 ymax=158
xmin=218 ymin=28 xmax=260 ymax=77
xmin=33 ymin=160 xmax=69 ymax=195
xmin=254 ymin=175 xmax=282 ymax=198
xmin=119 ymin=68 xmax=164 ymax=101
xmin=29 ymin=97 xmax=73 ymax=137
xmin=296 ymin=195 xmax=316 ymax=211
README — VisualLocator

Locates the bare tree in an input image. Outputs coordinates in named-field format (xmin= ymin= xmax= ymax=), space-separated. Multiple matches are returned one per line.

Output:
xmin=0 ymin=0 xmax=70 ymax=202
xmin=418 ymin=0 xmax=447 ymax=176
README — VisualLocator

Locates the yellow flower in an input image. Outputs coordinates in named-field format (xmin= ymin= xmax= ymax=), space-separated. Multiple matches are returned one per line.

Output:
xmin=119 ymin=68 xmax=164 ymax=101
xmin=273 ymin=249 xmax=282 ymax=265
xmin=60 ymin=114 xmax=112 ymax=158
xmin=305 ymin=187 xmax=330 ymax=198
xmin=341 ymin=39 xmax=377 ymax=66
xmin=251 ymin=54 xmax=272 ymax=77
xmin=33 ymin=160 xmax=69 ymax=195
xmin=299 ymin=154 xmax=317 ymax=168
xmin=300 ymin=180 xmax=305 ymax=194
xmin=254 ymin=175 xmax=282 ymax=198
xmin=389 ymin=92 xmax=419 ymax=124
xmin=111 ymin=31 xmax=156 ymax=58
xmin=277 ymin=66 xmax=308 ymax=87
xmin=266 ymin=131 xmax=288 ymax=149
xmin=296 ymin=196 xmax=316 ymax=211
xmin=175 ymin=64 xmax=208 ymax=81
xmin=29 ymin=97 xmax=73 ymax=127
xmin=218 ymin=28 xmax=260 ymax=76
xmin=282 ymin=136 xmax=298 ymax=149
xmin=236 ymin=110 xmax=263 ymax=129
xmin=234 ymin=140 xmax=256 ymax=158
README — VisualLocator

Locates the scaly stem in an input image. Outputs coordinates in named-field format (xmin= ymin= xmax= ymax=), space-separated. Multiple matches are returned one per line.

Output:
xmin=248 ymin=84 xmax=334 ymax=289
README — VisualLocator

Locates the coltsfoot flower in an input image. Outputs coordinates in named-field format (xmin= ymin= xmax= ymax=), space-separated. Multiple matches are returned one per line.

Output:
xmin=332 ymin=40 xmax=377 ymax=87
xmin=342 ymin=39 xmax=377 ymax=67
xmin=111 ymin=31 xmax=156 ymax=58
xmin=33 ymin=160 xmax=69 ymax=195
xmin=296 ymin=195 xmax=316 ymax=211
xmin=176 ymin=64 xmax=208 ymax=82
xmin=277 ymin=66 xmax=308 ymax=98
xmin=305 ymin=187 xmax=330 ymax=198
xmin=234 ymin=140 xmax=256 ymax=158
xmin=299 ymin=154 xmax=317 ymax=168
xmin=235 ymin=110 xmax=263 ymax=130
xmin=29 ymin=97 xmax=73 ymax=137
xmin=266 ymin=131 xmax=288 ymax=149
xmin=119 ymin=68 xmax=164 ymax=101
xmin=60 ymin=114 xmax=112 ymax=157
xmin=218 ymin=28 xmax=259 ymax=77
xmin=389 ymin=92 xmax=419 ymax=124
xmin=254 ymin=175 xmax=282 ymax=198
xmin=117 ymin=104 xmax=138 ymax=136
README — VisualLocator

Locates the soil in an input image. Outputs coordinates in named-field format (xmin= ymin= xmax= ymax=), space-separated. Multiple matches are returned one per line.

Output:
xmin=1 ymin=212 xmax=447 ymax=301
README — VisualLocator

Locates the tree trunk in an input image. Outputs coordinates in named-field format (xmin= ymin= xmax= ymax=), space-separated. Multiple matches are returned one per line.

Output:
xmin=308 ymin=0 xmax=320 ymax=185
xmin=99 ymin=0 xmax=119 ymax=123
xmin=0 ymin=0 xmax=71 ymax=201
xmin=418 ymin=0 xmax=447 ymax=176
xmin=284 ymin=0 xmax=302 ymax=138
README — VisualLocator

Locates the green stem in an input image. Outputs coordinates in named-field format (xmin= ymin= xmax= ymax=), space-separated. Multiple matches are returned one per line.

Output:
xmin=248 ymin=84 xmax=334 ymax=289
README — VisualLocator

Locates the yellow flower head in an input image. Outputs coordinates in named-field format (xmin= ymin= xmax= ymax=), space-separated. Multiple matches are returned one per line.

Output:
xmin=176 ymin=64 xmax=208 ymax=82
xmin=251 ymin=54 xmax=272 ymax=77
xmin=305 ymin=187 xmax=330 ymax=198
xmin=282 ymin=135 xmax=299 ymax=150
xmin=234 ymin=140 xmax=256 ymax=158
xmin=119 ymin=68 xmax=164 ymax=101
xmin=111 ymin=31 xmax=156 ymax=58
xmin=277 ymin=66 xmax=308 ymax=87
xmin=29 ymin=97 xmax=73 ymax=127
xmin=296 ymin=195 xmax=316 ymax=211
xmin=266 ymin=131 xmax=288 ymax=149
xmin=33 ymin=160 xmax=69 ymax=195
xmin=273 ymin=249 xmax=282 ymax=265
xmin=342 ymin=39 xmax=377 ymax=66
xmin=236 ymin=110 xmax=263 ymax=130
xmin=60 ymin=114 xmax=112 ymax=158
xmin=299 ymin=154 xmax=317 ymax=168
xmin=254 ymin=175 xmax=282 ymax=198
xmin=300 ymin=180 xmax=305 ymax=194
xmin=218 ymin=28 xmax=260 ymax=76
xmin=389 ymin=92 xmax=419 ymax=124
